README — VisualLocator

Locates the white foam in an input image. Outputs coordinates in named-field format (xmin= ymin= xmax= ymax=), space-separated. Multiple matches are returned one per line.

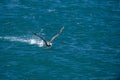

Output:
xmin=48 ymin=9 xmax=55 ymax=12
xmin=28 ymin=39 xmax=44 ymax=47
xmin=0 ymin=36 xmax=44 ymax=47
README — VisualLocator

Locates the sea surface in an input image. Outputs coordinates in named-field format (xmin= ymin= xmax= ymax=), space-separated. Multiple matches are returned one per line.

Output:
xmin=0 ymin=0 xmax=120 ymax=80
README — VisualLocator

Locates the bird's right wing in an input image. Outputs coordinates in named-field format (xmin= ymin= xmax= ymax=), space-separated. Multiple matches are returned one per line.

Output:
xmin=32 ymin=32 xmax=47 ymax=45
xmin=49 ymin=26 xmax=64 ymax=43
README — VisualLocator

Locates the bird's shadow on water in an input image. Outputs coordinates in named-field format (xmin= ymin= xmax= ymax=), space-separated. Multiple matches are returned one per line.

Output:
xmin=42 ymin=47 xmax=53 ymax=53
xmin=38 ymin=45 xmax=63 ymax=54
xmin=41 ymin=46 xmax=57 ymax=51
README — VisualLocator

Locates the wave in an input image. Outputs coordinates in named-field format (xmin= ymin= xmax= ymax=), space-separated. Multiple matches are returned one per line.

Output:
xmin=0 ymin=36 xmax=44 ymax=47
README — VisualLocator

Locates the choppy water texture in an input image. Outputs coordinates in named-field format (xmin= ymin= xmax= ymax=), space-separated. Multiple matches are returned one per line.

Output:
xmin=0 ymin=0 xmax=120 ymax=80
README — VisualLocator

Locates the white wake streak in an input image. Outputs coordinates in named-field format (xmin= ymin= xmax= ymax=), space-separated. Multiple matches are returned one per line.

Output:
xmin=0 ymin=36 xmax=44 ymax=47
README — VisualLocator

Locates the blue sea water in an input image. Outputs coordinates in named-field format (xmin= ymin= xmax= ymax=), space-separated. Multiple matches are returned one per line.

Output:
xmin=0 ymin=0 xmax=120 ymax=80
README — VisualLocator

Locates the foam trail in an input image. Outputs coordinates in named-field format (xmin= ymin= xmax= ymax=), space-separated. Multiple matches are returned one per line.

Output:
xmin=0 ymin=36 xmax=44 ymax=47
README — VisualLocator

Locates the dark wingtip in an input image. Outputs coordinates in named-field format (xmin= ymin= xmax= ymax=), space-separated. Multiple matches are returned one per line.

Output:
xmin=32 ymin=32 xmax=37 ymax=35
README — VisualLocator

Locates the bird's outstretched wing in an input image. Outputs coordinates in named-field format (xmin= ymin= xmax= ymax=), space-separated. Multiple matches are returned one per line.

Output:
xmin=32 ymin=32 xmax=47 ymax=45
xmin=49 ymin=26 xmax=64 ymax=43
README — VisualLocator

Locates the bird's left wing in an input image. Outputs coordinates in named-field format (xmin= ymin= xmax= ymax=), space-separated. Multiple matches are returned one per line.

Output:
xmin=32 ymin=32 xmax=47 ymax=45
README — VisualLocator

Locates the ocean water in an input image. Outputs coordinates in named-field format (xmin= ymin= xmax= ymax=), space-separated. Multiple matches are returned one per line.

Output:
xmin=0 ymin=0 xmax=120 ymax=80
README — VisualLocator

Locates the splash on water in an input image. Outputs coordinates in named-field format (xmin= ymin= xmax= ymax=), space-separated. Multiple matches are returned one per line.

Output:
xmin=29 ymin=39 xmax=44 ymax=47
xmin=0 ymin=36 xmax=44 ymax=47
